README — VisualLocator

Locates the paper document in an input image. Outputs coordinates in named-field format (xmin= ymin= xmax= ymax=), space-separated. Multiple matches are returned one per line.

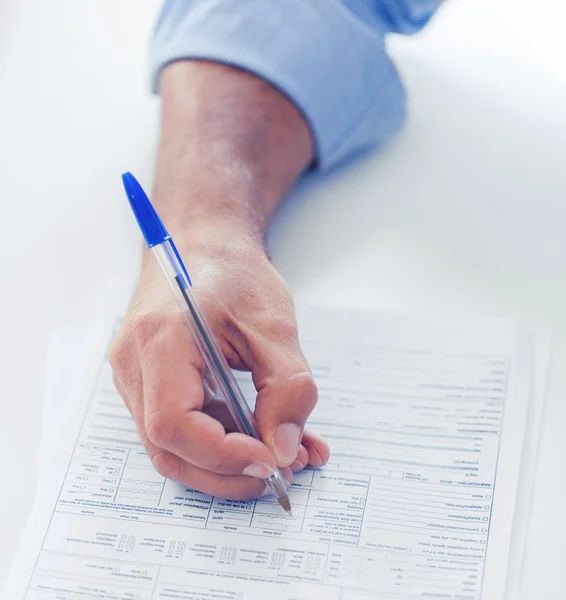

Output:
xmin=2 ymin=308 xmax=534 ymax=599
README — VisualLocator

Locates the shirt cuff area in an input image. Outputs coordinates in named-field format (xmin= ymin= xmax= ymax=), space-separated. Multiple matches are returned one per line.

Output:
xmin=151 ymin=0 xmax=407 ymax=170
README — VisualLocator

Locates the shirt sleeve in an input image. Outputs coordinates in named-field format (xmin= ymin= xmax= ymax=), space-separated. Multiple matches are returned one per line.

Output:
xmin=151 ymin=0 xmax=442 ymax=170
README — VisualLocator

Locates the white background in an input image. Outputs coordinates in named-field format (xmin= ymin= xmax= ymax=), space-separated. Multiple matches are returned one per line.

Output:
xmin=0 ymin=0 xmax=565 ymax=597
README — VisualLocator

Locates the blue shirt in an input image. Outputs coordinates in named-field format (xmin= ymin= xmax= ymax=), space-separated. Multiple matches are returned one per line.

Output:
xmin=152 ymin=0 xmax=443 ymax=170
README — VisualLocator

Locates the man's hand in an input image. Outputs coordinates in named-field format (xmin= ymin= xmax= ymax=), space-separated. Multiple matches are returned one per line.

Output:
xmin=109 ymin=61 xmax=329 ymax=500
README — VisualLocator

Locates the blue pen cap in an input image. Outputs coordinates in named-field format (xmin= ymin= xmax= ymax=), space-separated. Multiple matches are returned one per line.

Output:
xmin=121 ymin=172 xmax=169 ymax=248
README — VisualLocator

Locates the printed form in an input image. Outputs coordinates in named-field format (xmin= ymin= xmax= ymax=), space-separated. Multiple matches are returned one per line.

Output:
xmin=2 ymin=308 xmax=533 ymax=600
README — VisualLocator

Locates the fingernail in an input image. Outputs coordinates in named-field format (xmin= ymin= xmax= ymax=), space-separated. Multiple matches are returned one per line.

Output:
xmin=242 ymin=462 xmax=275 ymax=479
xmin=310 ymin=449 xmax=323 ymax=468
xmin=259 ymin=477 xmax=292 ymax=497
xmin=290 ymin=460 xmax=305 ymax=472
xmin=273 ymin=423 xmax=301 ymax=466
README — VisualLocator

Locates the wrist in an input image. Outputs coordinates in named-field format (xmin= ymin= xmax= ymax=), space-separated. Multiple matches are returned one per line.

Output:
xmin=151 ymin=60 xmax=314 ymax=239
xmin=140 ymin=218 xmax=268 ymax=277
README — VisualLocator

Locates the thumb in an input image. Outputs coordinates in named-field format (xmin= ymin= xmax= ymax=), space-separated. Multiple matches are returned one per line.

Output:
xmin=248 ymin=322 xmax=318 ymax=467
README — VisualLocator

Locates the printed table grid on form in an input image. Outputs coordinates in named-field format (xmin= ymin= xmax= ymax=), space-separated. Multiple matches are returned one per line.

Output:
xmin=25 ymin=331 xmax=509 ymax=599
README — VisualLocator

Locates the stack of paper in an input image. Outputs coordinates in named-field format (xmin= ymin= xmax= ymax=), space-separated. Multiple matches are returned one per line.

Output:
xmin=1 ymin=306 xmax=548 ymax=600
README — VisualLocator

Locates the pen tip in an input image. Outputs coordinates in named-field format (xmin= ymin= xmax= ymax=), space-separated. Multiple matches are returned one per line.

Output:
xmin=277 ymin=494 xmax=292 ymax=516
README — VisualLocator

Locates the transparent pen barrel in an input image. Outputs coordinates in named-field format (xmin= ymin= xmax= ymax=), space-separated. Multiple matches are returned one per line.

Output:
xmin=151 ymin=241 xmax=261 ymax=439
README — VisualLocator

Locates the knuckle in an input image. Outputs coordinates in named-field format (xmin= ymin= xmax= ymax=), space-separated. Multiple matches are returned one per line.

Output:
xmin=292 ymin=373 xmax=318 ymax=410
xmin=146 ymin=412 xmax=177 ymax=448
xmin=131 ymin=312 xmax=167 ymax=349
xmin=108 ymin=343 xmax=122 ymax=372
xmin=108 ymin=330 xmax=132 ymax=373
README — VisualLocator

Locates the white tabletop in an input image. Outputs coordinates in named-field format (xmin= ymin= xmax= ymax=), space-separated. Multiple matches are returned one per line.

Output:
xmin=1 ymin=0 xmax=565 ymax=596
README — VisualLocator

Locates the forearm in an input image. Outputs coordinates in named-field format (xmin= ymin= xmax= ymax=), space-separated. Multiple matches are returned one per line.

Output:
xmin=151 ymin=61 xmax=314 ymax=245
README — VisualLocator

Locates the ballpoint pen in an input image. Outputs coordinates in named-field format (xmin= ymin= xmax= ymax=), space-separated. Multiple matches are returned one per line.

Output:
xmin=121 ymin=172 xmax=292 ymax=516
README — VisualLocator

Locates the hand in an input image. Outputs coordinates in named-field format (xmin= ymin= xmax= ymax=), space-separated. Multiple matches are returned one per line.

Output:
xmin=110 ymin=60 xmax=329 ymax=500
xmin=110 ymin=227 xmax=329 ymax=500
